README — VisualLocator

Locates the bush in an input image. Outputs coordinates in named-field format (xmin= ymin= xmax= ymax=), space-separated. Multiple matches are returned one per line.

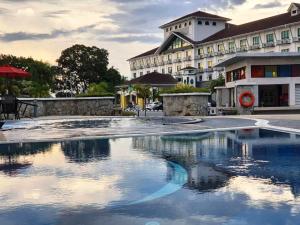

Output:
xmin=161 ymin=84 xmax=210 ymax=94
xmin=77 ymin=82 xmax=114 ymax=97
xmin=121 ymin=111 xmax=136 ymax=117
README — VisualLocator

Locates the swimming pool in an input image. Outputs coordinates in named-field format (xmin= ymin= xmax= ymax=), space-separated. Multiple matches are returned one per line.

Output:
xmin=0 ymin=128 xmax=300 ymax=225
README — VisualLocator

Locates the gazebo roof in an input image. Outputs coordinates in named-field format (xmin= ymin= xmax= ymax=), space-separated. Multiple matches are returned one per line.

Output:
xmin=125 ymin=72 xmax=177 ymax=86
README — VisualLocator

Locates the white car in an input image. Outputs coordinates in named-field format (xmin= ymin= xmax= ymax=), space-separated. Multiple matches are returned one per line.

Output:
xmin=146 ymin=102 xmax=161 ymax=110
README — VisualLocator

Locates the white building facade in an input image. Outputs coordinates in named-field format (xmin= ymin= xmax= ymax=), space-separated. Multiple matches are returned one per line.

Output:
xmin=128 ymin=3 xmax=300 ymax=86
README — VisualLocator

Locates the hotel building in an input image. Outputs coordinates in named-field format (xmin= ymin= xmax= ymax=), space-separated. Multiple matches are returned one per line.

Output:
xmin=128 ymin=3 xmax=300 ymax=87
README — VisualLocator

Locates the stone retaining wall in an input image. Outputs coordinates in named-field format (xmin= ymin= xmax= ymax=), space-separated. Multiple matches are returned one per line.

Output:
xmin=19 ymin=97 xmax=115 ymax=117
xmin=161 ymin=93 xmax=210 ymax=116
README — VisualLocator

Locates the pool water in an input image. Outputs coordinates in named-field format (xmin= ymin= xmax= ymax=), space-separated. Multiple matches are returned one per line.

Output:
xmin=0 ymin=129 xmax=300 ymax=225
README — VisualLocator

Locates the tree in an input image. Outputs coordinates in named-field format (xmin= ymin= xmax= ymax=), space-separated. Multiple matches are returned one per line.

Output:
xmin=209 ymin=74 xmax=225 ymax=93
xmin=57 ymin=44 xmax=109 ymax=93
xmin=105 ymin=67 xmax=123 ymax=92
xmin=134 ymin=85 xmax=151 ymax=111
xmin=0 ymin=54 xmax=55 ymax=97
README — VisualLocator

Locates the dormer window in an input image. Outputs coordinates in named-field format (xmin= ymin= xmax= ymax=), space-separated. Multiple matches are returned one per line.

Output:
xmin=205 ymin=21 xmax=209 ymax=25
xmin=166 ymin=28 xmax=168 ymax=32
xmin=213 ymin=22 xmax=217 ymax=26
xmin=184 ymin=22 xmax=187 ymax=27
xmin=189 ymin=21 xmax=192 ymax=25
xmin=175 ymin=25 xmax=178 ymax=29
xmin=289 ymin=3 xmax=300 ymax=16
xmin=198 ymin=20 xmax=202 ymax=25
xmin=179 ymin=24 xmax=181 ymax=28
xmin=293 ymin=10 xmax=297 ymax=15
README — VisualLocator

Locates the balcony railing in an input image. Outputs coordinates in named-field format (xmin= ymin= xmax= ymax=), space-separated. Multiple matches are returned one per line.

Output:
xmin=205 ymin=68 xmax=214 ymax=72
xmin=227 ymin=49 xmax=236 ymax=54
xmin=195 ymin=54 xmax=205 ymax=60
xmin=214 ymin=67 xmax=224 ymax=72
xmin=159 ymin=61 xmax=165 ymax=66
xmin=146 ymin=64 xmax=151 ymax=68
xmin=277 ymin=39 xmax=291 ymax=45
xmin=198 ymin=68 xmax=204 ymax=73
xmin=214 ymin=51 xmax=225 ymax=56
xmin=151 ymin=63 xmax=158 ymax=67
xmin=236 ymin=47 xmax=248 ymax=52
xmin=262 ymin=42 xmax=275 ymax=48
xmin=173 ymin=58 xmax=182 ymax=63
xmin=293 ymin=37 xmax=300 ymax=42
xmin=138 ymin=65 xmax=144 ymax=69
xmin=166 ymin=60 xmax=172 ymax=64
xmin=183 ymin=56 xmax=192 ymax=61
xmin=205 ymin=53 xmax=214 ymax=58
xmin=249 ymin=45 xmax=261 ymax=50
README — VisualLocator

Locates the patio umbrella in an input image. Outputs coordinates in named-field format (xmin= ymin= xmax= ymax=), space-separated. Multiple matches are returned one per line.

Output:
xmin=0 ymin=65 xmax=31 ymax=94
xmin=0 ymin=65 xmax=31 ymax=79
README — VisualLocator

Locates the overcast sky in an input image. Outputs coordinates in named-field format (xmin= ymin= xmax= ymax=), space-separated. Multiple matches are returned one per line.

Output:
xmin=0 ymin=0 xmax=292 ymax=77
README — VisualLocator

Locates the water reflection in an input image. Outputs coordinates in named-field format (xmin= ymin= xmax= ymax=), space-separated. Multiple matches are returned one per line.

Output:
xmin=62 ymin=139 xmax=110 ymax=163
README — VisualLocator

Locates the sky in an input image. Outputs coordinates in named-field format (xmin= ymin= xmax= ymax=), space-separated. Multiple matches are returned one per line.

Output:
xmin=0 ymin=0 xmax=293 ymax=77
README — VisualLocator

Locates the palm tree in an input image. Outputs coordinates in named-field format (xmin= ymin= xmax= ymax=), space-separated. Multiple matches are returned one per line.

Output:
xmin=134 ymin=85 xmax=151 ymax=115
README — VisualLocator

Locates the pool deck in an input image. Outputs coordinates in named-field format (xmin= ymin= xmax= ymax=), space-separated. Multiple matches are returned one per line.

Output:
xmin=1 ymin=114 xmax=300 ymax=143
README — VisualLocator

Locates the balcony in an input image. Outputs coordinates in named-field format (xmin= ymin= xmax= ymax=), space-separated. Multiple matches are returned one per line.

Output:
xmin=226 ymin=49 xmax=236 ymax=54
xmin=173 ymin=58 xmax=182 ymax=63
xmin=130 ymin=66 xmax=137 ymax=71
xmin=277 ymin=39 xmax=291 ymax=45
xmin=138 ymin=65 xmax=144 ymax=69
xmin=205 ymin=67 xmax=214 ymax=73
xmin=236 ymin=47 xmax=248 ymax=52
xmin=151 ymin=63 xmax=158 ymax=67
xmin=198 ymin=68 xmax=204 ymax=73
xmin=214 ymin=51 xmax=225 ymax=56
xmin=293 ymin=37 xmax=300 ymax=42
xmin=145 ymin=64 xmax=151 ymax=68
xmin=249 ymin=45 xmax=261 ymax=50
xmin=195 ymin=54 xmax=205 ymax=60
xmin=183 ymin=56 xmax=192 ymax=61
xmin=159 ymin=61 xmax=165 ymax=66
xmin=166 ymin=60 xmax=172 ymax=65
xmin=262 ymin=42 xmax=275 ymax=48
xmin=205 ymin=52 xmax=214 ymax=58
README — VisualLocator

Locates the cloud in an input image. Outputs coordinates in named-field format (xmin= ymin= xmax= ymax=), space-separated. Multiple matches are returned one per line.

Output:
xmin=253 ymin=1 xmax=282 ymax=9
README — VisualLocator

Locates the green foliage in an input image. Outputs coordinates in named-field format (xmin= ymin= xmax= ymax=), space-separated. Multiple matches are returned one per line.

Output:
xmin=121 ymin=111 xmax=136 ymax=117
xmin=77 ymin=82 xmax=114 ymax=97
xmin=161 ymin=84 xmax=210 ymax=94
xmin=0 ymin=54 xmax=55 ymax=97
xmin=209 ymin=75 xmax=225 ymax=93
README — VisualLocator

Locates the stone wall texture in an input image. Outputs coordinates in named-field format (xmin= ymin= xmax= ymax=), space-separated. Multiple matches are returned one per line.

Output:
xmin=19 ymin=97 xmax=115 ymax=117
xmin=162 ymin=93 xmax=210 ymax=116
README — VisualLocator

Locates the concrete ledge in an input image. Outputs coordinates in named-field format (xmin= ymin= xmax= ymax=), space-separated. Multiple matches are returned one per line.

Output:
xmin=18 ymin=97 xmax=115 ymax=101
xmin=160 ymin=92 xmax=210 ymax=97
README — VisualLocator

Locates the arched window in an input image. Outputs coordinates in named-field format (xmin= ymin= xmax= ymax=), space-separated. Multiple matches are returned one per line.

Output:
xmin=190 ymin=79 xmax=194 ymax=85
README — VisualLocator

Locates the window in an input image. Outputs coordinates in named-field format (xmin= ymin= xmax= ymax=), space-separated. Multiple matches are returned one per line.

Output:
xmin=281 ymin=49 xmax=290 ymax=52
xmin=190 ymin=79 xmax=194 ymax=85
xmin=212 ymin=22 xmax=217 ymax=26
xmin=185 ymin=22 xmax=187 ymax=27
xmin=265 ymin=65 xmax=277 ymax=77
xmin=166 ymin=28 xmax=168 ymax=32
xmin=168 ymin=67 xmax=172 ymax=74
xmin=199 ymin=75 xmax=202 ymax=81
xmin=175 ymin=25 xmax=178 ymax=29
xmin=208 ymin=61 xmax=213 ymax=68
xmin=298 ymin=28 xmax=300 ymax=37
xmin=198 ymin=20 xmax=202 ymax=25
xmin=147 ymin=71 xmax=150 ymax=74
xmin=266 ymin=33 xmax=274 ymax=43
xmin=140 ymin=72 xmax=143 ymax=76
xmin=226 ymin=67 xmax=246 ymax=82
xmin=179 ymin=24 xmax=181 ymax=28
xmin=251 ymin=66 xmax=264 ymax=78
xmin=162 ymin=68 xmax=165 ymax=74
xmin=253 ymin=36 xmax=260 ymax=45
xmin=218 ymin=44 xmax=224 ymax=52
xmin=240 ymin=39 xmax=247 ymax=48
xmin=298 ymin=47 xmax=300 ymax=52
xmin=205 ymin=21 xmax=209 ymax=25
xmin=281 ymin=30 xmax=289 ymax=40
xmin=208 ymin=75 xmax=212 ymax=80
xmin=189 ymin=21 xmax=192 ymax=25
xmin=198 ymin=62 xmax=203 ymax=70
xmin=229 ymin=41 xmax=235 ymax=51
xmin=198 ymin=48 xmax=204 ymax=56
xmin=293 ymin=10 xmax=297 ymax=14
xmin=207 ymin=46 xmax=213 ymax=54
xmin=177 ymin=65 xmax=181 ymax=72
xmin=133 ymin=73 xmax=136 ymax=78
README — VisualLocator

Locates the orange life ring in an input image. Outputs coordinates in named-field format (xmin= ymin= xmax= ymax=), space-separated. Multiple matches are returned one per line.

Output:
xmin=239 ymin=91 xmax=255 ymax=108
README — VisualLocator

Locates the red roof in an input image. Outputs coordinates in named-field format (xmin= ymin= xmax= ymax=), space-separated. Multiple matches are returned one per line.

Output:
xmin=126 ymin=72 xmax=177 ymax=86
xmin=128 ymin=47 xmax=159 ymax=60
xmin=160 ymin=11 xmax=230 ymax=28
xmin=200 ymin=12 xmax=300 ymax=43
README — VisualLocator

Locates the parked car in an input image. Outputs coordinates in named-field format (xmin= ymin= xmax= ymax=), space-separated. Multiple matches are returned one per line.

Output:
xmin=146 ymin=101 xmax=161 ymax=110
xmin=152 ymin=103 xmax=163 ymax=111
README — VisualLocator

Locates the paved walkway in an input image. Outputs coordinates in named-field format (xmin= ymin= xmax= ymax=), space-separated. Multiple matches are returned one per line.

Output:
xmin=1 ymin=114 xmax=300 ymax=143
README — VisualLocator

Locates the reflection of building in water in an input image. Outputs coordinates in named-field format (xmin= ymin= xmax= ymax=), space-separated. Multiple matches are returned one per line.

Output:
xmin=0 ymin=142 xmax=54 ymax=176
xmin=61 ymin=139 xmax=110 ymax=163
xmin=133 ymin=129 xmax=300 ymax=196
xmin=132 ymin=134 xmax=230 ymax=192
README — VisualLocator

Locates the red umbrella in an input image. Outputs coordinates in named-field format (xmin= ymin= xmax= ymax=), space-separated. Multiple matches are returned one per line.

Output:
xmin=0 ymin=65 xmax=31 ymax=78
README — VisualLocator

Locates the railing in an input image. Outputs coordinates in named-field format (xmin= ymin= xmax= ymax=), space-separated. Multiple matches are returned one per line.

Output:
xmin=262 ymin=42 xmax=275 ymax=48
xmin=205 ymin=68 xmax=214 ymax=72
xmin=146 ymin=64 xmax=151 ymax=68
xmin=227 ymin=49 xmax=236 ymax=54
xmin=173 ymin=58 xmax=182 ymax=63
xmin=249 ymin=45 xmax=261 ymax=50
xmin=277 ymin=39 xmax=291 ymax=45
xmin=159 ymin=61 xmax=165 ymax=66
xmin=166 ymin=60 xmax=172 ymax=64
xmin=214 ymin=67 xmax=224 ymax=72
xmin=293 ymin=37 xmax=300 ymax=42
xmin=195 ymin=54 xmax=205 ymax=60
xmin=236 ymin=47 xmax=248 ymax=52
xmin=214 ymin=51 xmax=225 ymax=56
xmin=183 ymin=56 xmax=192 ymax=61
xmin=198 ymin=68 xmax=204 ymax=73
xmin=205 ymin=53 xmax=214 ymax=58
xmin=138 ymin=65 xmax=144 ymax=69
